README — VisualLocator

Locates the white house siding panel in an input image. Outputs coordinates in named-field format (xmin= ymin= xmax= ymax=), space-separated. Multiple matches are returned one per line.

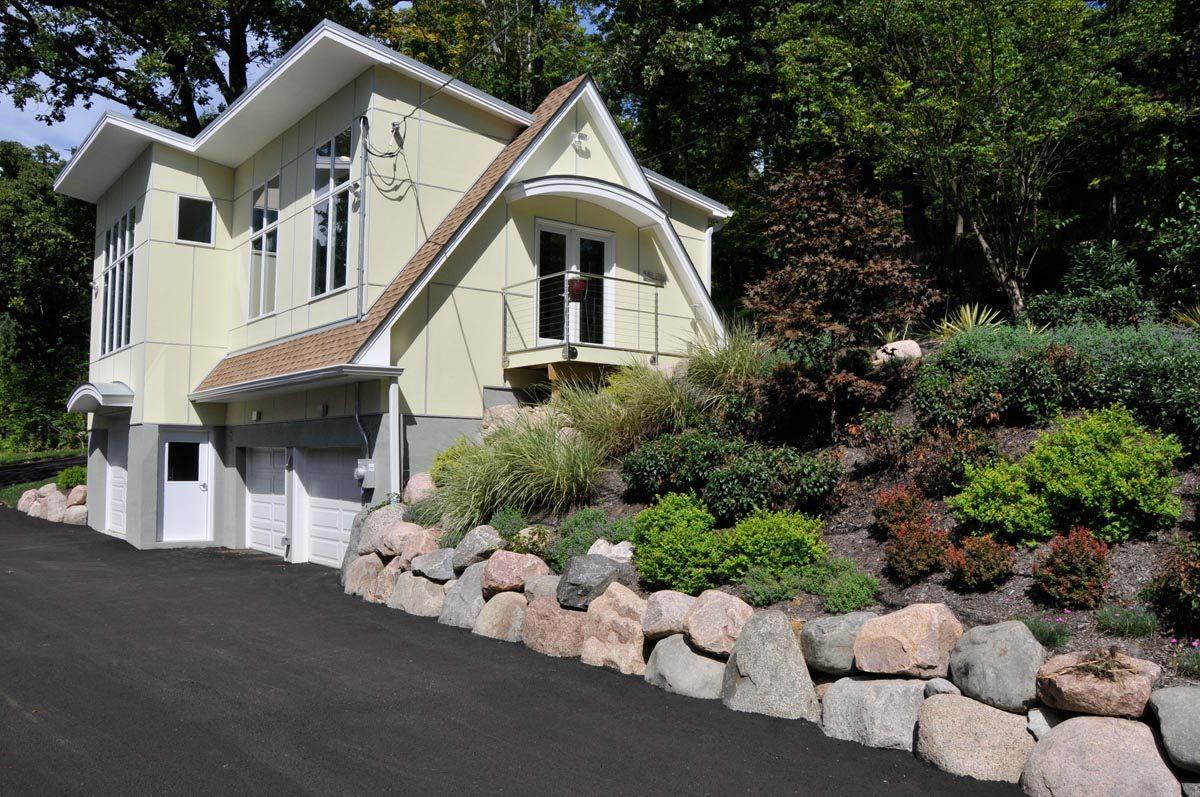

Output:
xmin=246 ymin=447 xmax=287 ymax=556
xmin=301 ymin=447 xmax=362 ymax=568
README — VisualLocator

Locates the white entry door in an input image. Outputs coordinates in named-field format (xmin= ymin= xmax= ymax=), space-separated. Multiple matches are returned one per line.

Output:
xmin=246 ymin=447 xmax=287 ymax=555
xmin=161 ymin=433 xmax=211 ymax=542
xmin=106 ymin=416 xmax=129 ymax=536
xmin=300 ymin=447 xmax=362 ymax=568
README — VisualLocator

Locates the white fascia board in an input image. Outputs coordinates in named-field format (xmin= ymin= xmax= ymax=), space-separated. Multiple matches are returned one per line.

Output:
xmin=188 ymin=363 xmax=403 ymax=403
xmin=644 ymin=168 xmax=734 ymax=220
xmin=576 ymin=83 xmax=655 ymax=202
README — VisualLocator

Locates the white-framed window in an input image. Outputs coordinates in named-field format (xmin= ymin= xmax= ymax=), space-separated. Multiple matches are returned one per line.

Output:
xmin=100 ymin=206 xmax=136 ymax=355
xmin=249 ymin=175 xmax=280 ymax=319
xmin=311 ymin=127 xmax=354 ymax=297
xmin=176 ymin=195 xmax=215 ymax=245
xmin=534 ymin=219 xmax=615 ymax=346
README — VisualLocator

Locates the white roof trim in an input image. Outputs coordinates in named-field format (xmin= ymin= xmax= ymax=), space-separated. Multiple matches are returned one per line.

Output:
xmin=188 ymin=363 xmax=403 ymax=403
xmin=503 ymin=176 xmax=724 ymax=336
xmin=55 ymin=20 xmax=533 ymax=202
xmin=644 ymin=168 xmax=734 ymax=220
xmin=66 ymin=381 xmax=134 ymax=414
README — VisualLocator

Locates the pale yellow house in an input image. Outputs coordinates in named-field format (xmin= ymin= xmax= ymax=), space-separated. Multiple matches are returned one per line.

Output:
xmin=56 ymin=21 xmax=731 ymax=566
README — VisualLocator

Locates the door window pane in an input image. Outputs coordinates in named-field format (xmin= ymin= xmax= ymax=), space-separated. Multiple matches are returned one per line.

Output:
xmin=579 ymin=237 xmax=605 ymax=344
xmin=166 ymin=442 xmax=200 ymax=482
xmin=538 ymin=230 xmax=566 ymax=340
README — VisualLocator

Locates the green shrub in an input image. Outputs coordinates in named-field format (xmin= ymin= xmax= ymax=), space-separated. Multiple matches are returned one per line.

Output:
xmin=56 ymin=465 xmax=87 ymax=491
xmin=488 ymin=507 xmax=528 ymax=541
xmin=1149 ymin=534 xmax=1200 ymax=636
xmin=545 ymin=507 xmax=622 ymax=573
xmin=719 ymin=510 xmax=828 ymax=581
xmin=906 ymin=427 xmax=998 ymax=497
xmin=798 ymin=557 xmax=879 ymax=613
xmin=1178 ymin=649 xmax=1200 ymax=679
xmin=430 ymin=436 xmax=472 ymax=486
xmin=1034 ymin=527 xmax=1110 ymax=609
xmin=620 ymin=431 xmax=743 ymax=501
xmin=872 ymin=482 xmax=932 ymax=536
xmin=1023 ymin=618 xmax=1072 ymax=649
xmin=607 ymin=516 xmax=635 ymax=543
xmin=702 ymin=445 xmax=839 ymax=526
xmin=944 ymin=535 xmax=1015 ymax=591
xmin=630 ymin=493 xmax=722 ymax=594
xmin=741 ymin=566 xmax=804 ymax=607
xmin=846 ymin=410 xmax=918 ymax=472
xmin=948 ymin=460 xmax=1054 ymax=546
xmin=1025 ymin=241 xmax=1158 ymax=328
xmin=884 ymin=520 xmax=949 ymax=584
xmin=432 ymin=413 xmax=604 ymax=533
xmin=1095 ymin=605 xmax=1159 ymax=638
xmin=507 ymin=524 xmax=553 ymax=557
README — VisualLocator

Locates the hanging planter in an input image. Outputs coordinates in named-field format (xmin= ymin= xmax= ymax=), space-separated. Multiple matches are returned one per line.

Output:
xmin=567 ymin=276 xmax=590 ymax=302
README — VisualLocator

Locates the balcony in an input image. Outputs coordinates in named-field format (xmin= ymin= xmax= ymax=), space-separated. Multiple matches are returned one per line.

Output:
xmin=501 ymin=271 xmax=698 ymax=371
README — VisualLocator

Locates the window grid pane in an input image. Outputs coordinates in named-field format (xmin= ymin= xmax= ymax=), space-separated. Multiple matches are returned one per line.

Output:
xmin=312 ymin=199 xmax=330 ymax=296
xmin=332 ymin=191 xmax=348 ymax=289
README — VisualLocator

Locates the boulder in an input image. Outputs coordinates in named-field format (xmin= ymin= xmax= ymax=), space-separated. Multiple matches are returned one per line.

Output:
xmin=1149 ymin=686 xmax=1200 ymax=774
xmin=800 ymin=611 xmax=877 ymax=676
xmin=402 ymin=472 xmax=437 ymax=504
xmin=852 ymin=603 xmax=963 ymax=678
xmin=872 ymin=339 xmax=922 ymax=364
xmin=16 ymin=489 xmax=38 ymax=514
xmin=924 ymin=678 xmax=961 ymax=698
xmin=438 ymin=561 xmax=488 ymax=629
xmin=62 ymin=505 xmax=88 ymax=525
xmin=587 ymin=538 xmax=634 ymax=564
xmin=36 ymin=483 xmax=58 ymax=497
xmin=472 ymin=592 xmax=527 ymax=642
xmin=482 ymin=403 xmax=520 ymax=435
xmin=342 ymin=508 xmax=371 ymax=585
xmin=364 ymin=558 xmax=404 ymax=604
xmin=684 ymin=590 xmax=754 ymax=657
xmin=556 ymin=554 xmax=638 ymax=610
xmin=42 ymin=490 xmax=67 ymax=523
xmin=721 ymin=610 xmax=820 ymax=721
xmin=523 ymin=574 xmax=561 ymax=602
xmin=411 ymin=548 xmax=456 ymax=582
xmin=644 ymin=634 xmax=725 ymax=699
xmin=1037 ymin=650 xmax=1161 ymax=718
xmin=522 ymin=597 xmax=586 ymax=657
xmin=643 ymin=591 xmax=696 ymax=641
xmin=949 ymin=620 xmax=1045 ymax=713
xmin=355 ymin=504 xmax=411 ymax=554
xmin=26 ymin=500 xmax=47 ymax=520
xmin=1021 ymin=716 xmax=1181 ymax=797
xmin=65 ymin=484 xmax=87 ymax=508
xmin=1026 ymin=706 xmax=1070 ymax=741
xmin=915 ymin=694 xmax=1034 ymax=783
xmin=451 ymin=525 xmax=506 ymax=571
xmin=482 ymin=550 xmax=552 ymax=597
xmin=386 ymin=572 xmax=447 ymax=617
xmin=1184 ymin=777 xmax=1200 ymax=797
xmin=344 ymin=554 xmax=383 ymax=597
xmin=819 ymin=677 xmax=926 ymax=751
xmin=373 ymin=521 xmax=432 ymax=558
xmin=580 ymin=582 xmax=647 ymax=675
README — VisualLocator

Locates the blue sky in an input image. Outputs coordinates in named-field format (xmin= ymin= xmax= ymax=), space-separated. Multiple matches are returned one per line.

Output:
xmin=0 ymin=91 xmax=128 ymax=156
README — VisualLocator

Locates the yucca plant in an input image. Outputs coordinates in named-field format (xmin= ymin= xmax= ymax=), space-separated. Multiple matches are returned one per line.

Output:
xmin=1174 ymin=304 xmax=1200 ymax=328
xmin=930 ymin=304 xmax=1004 ymax=340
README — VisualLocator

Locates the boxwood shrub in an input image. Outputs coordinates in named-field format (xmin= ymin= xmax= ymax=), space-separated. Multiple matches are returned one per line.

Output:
xmin=630 ymin=493 xmax=722 ymax=594
xmin=719 ymin=509 xmax=828 ymax=582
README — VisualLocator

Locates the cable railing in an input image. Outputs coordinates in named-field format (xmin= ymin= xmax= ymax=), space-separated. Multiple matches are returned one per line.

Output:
xmin=502 ymin=271 xmax=698 ymax=364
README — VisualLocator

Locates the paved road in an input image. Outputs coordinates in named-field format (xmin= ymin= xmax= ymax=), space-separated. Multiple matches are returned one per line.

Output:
xmin=0 ymin=509 xmax=1017 ymax=796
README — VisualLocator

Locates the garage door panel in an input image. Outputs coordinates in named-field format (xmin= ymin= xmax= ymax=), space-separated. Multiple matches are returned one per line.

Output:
xmin=302 ymin=447 xmax=362 ymax=569
xmin=246 ymin=447 xmax=286 ymax=556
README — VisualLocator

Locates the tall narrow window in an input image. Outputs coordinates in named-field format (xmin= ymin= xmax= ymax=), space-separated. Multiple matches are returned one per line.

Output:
xmin=249 ymin=174 xmax=280 ymax=318
xmin=311 ymin=127 xmax=354 ymax=297
xmin=100 ymin=206 xmax=136 ymax=355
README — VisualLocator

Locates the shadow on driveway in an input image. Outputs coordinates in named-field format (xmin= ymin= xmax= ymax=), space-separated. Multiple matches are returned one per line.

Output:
xmin=0 ymin=509 xmax=1019 ymax=796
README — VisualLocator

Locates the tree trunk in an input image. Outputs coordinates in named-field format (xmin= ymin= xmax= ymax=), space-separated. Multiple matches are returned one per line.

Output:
xmin=971 ymin=222 xmax=1025 ymax=317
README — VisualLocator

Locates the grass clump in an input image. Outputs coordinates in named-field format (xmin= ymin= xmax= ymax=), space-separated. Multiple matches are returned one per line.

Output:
xmin=1023 ymin=618 xmax=1073 ymax=649
xmin=1178 ymin=649 xmax=1200 ymax=679
xmin=682 ymin=325 xmax=770 ymax=408
xmin=742 ymin=566 xmax=804 ymax=607
xmin=1095 ymin=605 xmax=1159 ymax=638
xmin=797 ymin=557 xmax=879 ymax=614
xmin=557 ymin=364 xmax=689 ymax=458
xmin=430 ymin=436 xmax=472 ymax=486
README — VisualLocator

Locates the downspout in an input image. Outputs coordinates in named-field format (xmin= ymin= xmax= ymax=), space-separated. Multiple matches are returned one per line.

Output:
xmin=356 ymin=116 xmax=370 ymax=322
xmin=389 ymin=378 xmax=402 ymax=499
xmin=354 ymin=383 xmax=370 ymax=503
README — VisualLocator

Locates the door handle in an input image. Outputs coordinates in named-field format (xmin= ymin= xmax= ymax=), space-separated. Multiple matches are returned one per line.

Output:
xmin=199 ymin=482 xmax=208 ymax=491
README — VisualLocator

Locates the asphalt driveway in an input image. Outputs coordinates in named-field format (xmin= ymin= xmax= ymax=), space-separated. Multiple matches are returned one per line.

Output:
xmin=0 ymin=509 xmax=1017 ymax=796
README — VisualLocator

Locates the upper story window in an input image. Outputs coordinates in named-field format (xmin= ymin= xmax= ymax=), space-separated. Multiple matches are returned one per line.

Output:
xmin=249 ymin=175 xmax=280 ymax=319
xmin=100 ymin=206 xmax=136 ymax=355
xmin=311 ymin=127 xmax=354 ymax=297
xmin=176 ymin=196 xmax=215 ymax=245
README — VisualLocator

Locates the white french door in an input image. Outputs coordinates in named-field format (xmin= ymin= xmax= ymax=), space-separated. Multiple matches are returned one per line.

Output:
xmin=535 ymin=221 xmax=615 ymax=346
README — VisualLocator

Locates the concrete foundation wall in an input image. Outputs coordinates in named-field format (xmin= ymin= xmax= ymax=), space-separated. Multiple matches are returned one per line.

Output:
xmin=401 ymin=414 xmax=482 ymax=477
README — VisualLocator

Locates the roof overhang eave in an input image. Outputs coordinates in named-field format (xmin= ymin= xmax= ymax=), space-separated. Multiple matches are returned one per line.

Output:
xmin=66 ymin=381 xmax=135 ymax=414
xmin=188 ymin=364 xmax=403 ymax=404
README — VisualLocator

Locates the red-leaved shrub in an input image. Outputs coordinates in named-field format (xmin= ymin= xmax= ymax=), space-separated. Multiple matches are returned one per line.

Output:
xmin=945 ymin=535 xmax=1016 ymax=591
xmin=885 ymin=519 xmax=950 ymax=584
xmin=1034 ymin=526 xmax=1110 ymax=608
xmin=873 ymin=482 xmax=932 ymax=536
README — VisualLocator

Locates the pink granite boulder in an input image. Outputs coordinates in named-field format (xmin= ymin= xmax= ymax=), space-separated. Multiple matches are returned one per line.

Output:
xmin=481 ymin=550 xmax=552 ymax=597
xmin=1021 ymin=716 xmax=1181 ymax=797
xmin=683 ymin=590 xmax=753 ymax=656
xmin=852 ymin=603 xmax=963 ymax=678
xmin=522 ymin=597 xmax=587 ymax=658
xmin=1036 ymin=649 xmax=1161 ymax=718
xmin=581 ymin=583 xmax=648 ymax=675
xmin=344 ymin=554 xmax=383 ymax=597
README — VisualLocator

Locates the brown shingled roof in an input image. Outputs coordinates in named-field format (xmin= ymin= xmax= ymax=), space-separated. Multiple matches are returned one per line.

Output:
xmin=194 ymin=73 xmax=589 ymax=394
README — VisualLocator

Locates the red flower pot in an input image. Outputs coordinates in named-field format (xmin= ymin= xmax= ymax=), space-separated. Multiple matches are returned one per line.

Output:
xmin=567 ymin=276 xmax=590 ymax=302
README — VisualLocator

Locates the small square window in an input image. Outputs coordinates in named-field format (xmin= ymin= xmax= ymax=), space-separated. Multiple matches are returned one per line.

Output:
xmin=177 ymin=197 xmax=214 ymax=244
xmin=166 ymin=442 xmax=200 ymax=482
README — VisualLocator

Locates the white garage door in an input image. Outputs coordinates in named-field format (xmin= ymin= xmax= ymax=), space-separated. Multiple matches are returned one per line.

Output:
xmin=106 ymin=417 xmax=128 ymax=536
xmin=246 ymin=447 xmax=287 ymax=556
xmin=301 ymin=448 xmax=363 ymax=569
